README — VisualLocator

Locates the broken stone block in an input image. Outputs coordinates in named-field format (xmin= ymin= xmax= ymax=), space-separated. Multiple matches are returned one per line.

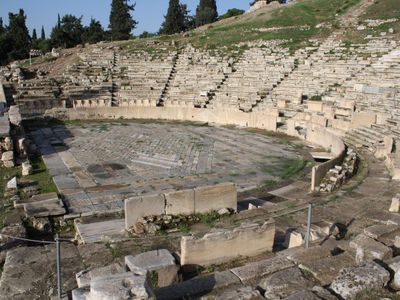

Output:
xmin=22 ymin=161 xmax=33 ymax=176
xmin=87 ymin=272 xmax=155 ymax=300
xmin=3 ymin=137 xmax=13 ymax=151
xmin=76 ymin=263 xmax=125 ymax=288
xmin=6 ymin=177 xmax=17 ymax=190
xmin=390 ymin=195 xmax=400 ymax=212
xmin=389 ymin=260 xmax=400 ymax=289
xmin=330 ymin=262 xmax=390 ymax=299
xmin=258 ymin=267 xmax=313 ymax=299
xmin=364 ymin=224 xmax=399 ymax=240
xmin=125 ymin=249 xmax=178 ymax=288
xmin=1 ymin=150 xmax=13 ymax=162
xmin=215 ymin=286 xmax=263 ymax=300
xmin=283 ymin=229 xmax=304 ymax=249
xmin=299 ymin=253 xmax=355 ymax=286
xmin=72 ymin=287 xmax=90 ymax=300
xmin=349 ymin=233 xmax=392 ymax=262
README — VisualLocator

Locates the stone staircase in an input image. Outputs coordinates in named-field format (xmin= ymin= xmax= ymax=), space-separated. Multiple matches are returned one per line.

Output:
xmin=158 ymin=52 xmax=179 ymax=107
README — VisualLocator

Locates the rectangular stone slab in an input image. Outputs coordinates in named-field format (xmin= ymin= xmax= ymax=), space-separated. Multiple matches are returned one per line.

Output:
xmin=299 ymin=253 xmax=356 ymax=286
xmin=194 ymin=182 xmax=237 ymax=213
xmin=24 ymin=198 xmax=66 ymax=218
xmin=155 ymin=270 xmax=241 ymax=300
xmin=165 ymin=189 xmax=195 ymax=215
xmin=230 ymin=256 xmax=293 ymax=284
xmin=125 ymin=194 xmax=165 ymax=229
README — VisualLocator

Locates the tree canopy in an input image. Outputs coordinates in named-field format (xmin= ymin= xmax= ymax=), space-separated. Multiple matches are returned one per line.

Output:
xmin=109 ymin=0 xmax=137 ymax=40
xmin=160 ymin=0 xmax=186 ymax=35
xmin=7 ymin=9 xmax=31 ymax=61
xmin=196 ymin=0 xmax=218 ymax=27
xmin=50 ymin=14 xmax=84 ymax=48
xmin=83 ymin=18 xmax=106 ymax=44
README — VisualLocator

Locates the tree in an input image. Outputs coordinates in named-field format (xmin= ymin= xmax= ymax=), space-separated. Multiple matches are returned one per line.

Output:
xmin=160 ymin=0 xmax=185 ymax=35
xmin=7 ymin=9 xmax=31 ymax=61
xmin=82 ymin=18 xmax=105 ymax=44
xmin=41 ymin=25 xmax=46 ymax=40
xmin=31 ymin=28 xmax=39 ymax=49
xmin=219 ymin=8 xmax=245 ymax=20
xmin=195 ymin=0 xmax=218 ymax=27
xmin=50 ymin=14 xmax=84 ymax=48
xmin=32 ymin=29 xmax=37 ymax=40
xmin=0 ymin=17 xmax=4 ymax=35
xmin=109 ymin=0 xmax=137 ymax=40
xmin=181 ymin=4 xmax=196 ymax=31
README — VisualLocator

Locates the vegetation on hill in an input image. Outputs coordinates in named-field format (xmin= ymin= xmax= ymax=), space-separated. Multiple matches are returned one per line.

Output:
xmin=123 ymin=0 xmax=363 ymax=55
xmin=219 ymin=9 xmax=245 ymax=20
xmin=343 ymin=0 xmax=400 ymax=43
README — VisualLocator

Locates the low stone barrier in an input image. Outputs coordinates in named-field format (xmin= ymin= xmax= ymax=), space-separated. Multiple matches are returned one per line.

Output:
xmin=125 ymin=182 xmax=237 ymax=230
xmin=180 ymin=220 xmax=275 ymax=266
xmin=305 ymin=125 xmax=346 ymax=191
xmin=61 ymin=106 xmax=278 ymax=132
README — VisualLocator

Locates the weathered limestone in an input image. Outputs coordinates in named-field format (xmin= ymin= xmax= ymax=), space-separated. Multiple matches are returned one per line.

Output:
xmin=298 ymin=253 xmax=356 ymax=286
xmin=194 ymin=182 xmax=237 ymax=214
xmin=330 ymin=262 xmax=390 ymax=299
xmin=21 ymin=161 xmax=33 ymax=176
xmin=1 ymin=151 xmax=14 ymax=168
xmin=230 ymin=256 xmax=294 ymax=284
xmin=258 ymin=267 xmax=314 ymax=299
xmin=6 ymin=177 xmax=17 ymax=190
xmin=165 ymin=189 xmax=195 ymax=215
xmin=390 ymin=194 xmax=400 ymax=212
xmin=76 ymin=263 xmax=125 ymax=288
xmin=215 ymin=287 xmax=263 ymax=300
xmin=125 ymin=194 xmax=165 ymax=229
xmin=349 ymin=233 xmax=393 ymax=262
xmin=125 ymin=249 xmax=178 ymax=288
xmin=125 ymin=183 xmax=238 ymax=230
xmin=155 ymin=270 xmax=241 ymax=300
xmin=87 ymin=272 xmax=155 ymax=300
xmin=180 ymin=220 xmax=275 ymax=266
xmin=388 ymin=260 xmax=400 ymax=289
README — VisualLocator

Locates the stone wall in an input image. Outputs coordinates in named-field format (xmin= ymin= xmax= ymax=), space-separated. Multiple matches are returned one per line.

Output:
xmin=125 ymin=183 xmax=237 ymax=229
xmin=306 ymin=125 xmax=346 ymax=191
xmin=180 ymin=220 xmax=275 ymax=266
xmin=60 ymin=107 xmax=278 ymax=132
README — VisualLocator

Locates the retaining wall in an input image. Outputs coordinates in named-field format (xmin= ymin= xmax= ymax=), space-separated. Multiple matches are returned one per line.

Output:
xmin=306 ymin=124 xmax=346 ymax=191
xmin=125 ymin=183 xmax=237 ymax=229
xmin=59 ymin=107 xmax=278 ymax=132
xmin=180 ymin=220 xmax=275 ymax=266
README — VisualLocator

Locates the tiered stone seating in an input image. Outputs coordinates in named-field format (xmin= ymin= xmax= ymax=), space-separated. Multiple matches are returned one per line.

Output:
xmin=163 ymin=45 xmax=231 ymax=108
xmin=14 ymin=79 xmax=65 ymax=115
xmin=210 ymin=47 xmax=296 ymax=112
xmin=63 ymin=47 xmax=116 ymax=108
xmin=117 ymin=51 xmax=175 ymax=107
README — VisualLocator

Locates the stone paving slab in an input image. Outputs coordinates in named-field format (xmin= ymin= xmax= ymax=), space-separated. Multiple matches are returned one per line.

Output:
xmin=299 ymin=253 xmax=356 ymax=286
xmin=230 ymin=256 xmax=294 ymax=284
xmin=31 ymin=123 xmax=305 ymax=218
xmin=155 ymin=270 xmax=242 ymax=300
xmin=75 ymin=219 xmax=126 ymax=244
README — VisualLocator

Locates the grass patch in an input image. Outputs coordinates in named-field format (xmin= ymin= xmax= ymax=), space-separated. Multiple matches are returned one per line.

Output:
xmin=361 ymin=0 xmax=400 ymax=20
xmin=194 ymin=211 xmax=221 ymax=228
xmin=262 ymin=158 xmax=310 ymax=180
xmin=24 ymin=155 xmax=58 ymax=196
